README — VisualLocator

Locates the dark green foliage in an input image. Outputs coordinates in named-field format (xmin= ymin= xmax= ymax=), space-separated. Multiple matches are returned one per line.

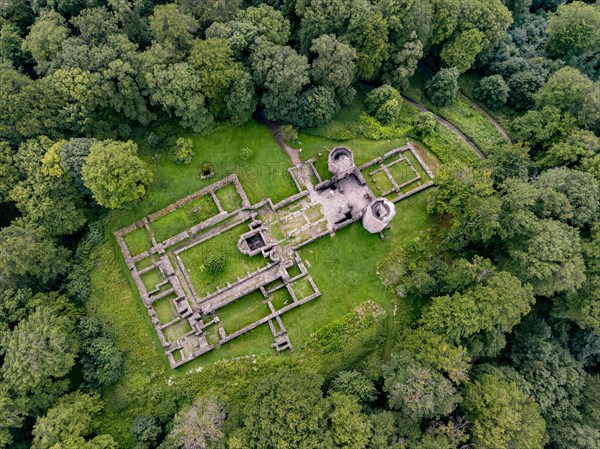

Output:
xmin=251 ymin=41 xmax=309 ymax=122
xmin=31 ymin=391 xmax=117 ymax=449
xmin=1 ymin=296 xmax=78 ymax=411
xmin=290 ymin=85 xmax=338 ymax=128
xmin=237 ymin=371 xmax=329 ymax=448
xmin=383 ymin=351 xmax=459 ymax=420
xmin=547 ymin=1 xmax=600 ymax=59
xmin=365 ymin=85 xmax=403 ymax=125
xmin=330 ymin=370 xmax=377 ymax=404
xmin=412 ymin=112 xmax=437 ymax=138
xmin=463 ymin=373 xmax=547 ymax=449
xmin=310 ymin=34 xmax=356 ymax=105
xmin=131 ymin=415 xmax=162 ymax=449
xmin=204 ymin=252 xmax=226 ymax=276
xmin=170 ymin=137 xmax=194 ymax=164
xmin=425 ymin=68 xmax=459 ymax=107
xmin=475 ymin=75 xmax=509 ymax=110
xmin=79 ymin=317 xmax=123 ymax=390
xmin=0 ymin=220 xmax=70 ymax=289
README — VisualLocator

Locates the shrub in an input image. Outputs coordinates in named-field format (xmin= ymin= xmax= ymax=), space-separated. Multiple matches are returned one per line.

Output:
xmin=412 ymin=112 xmax=437 ymax=138
xmin=476 ymin=75 xmax=509 ymax=110
xmin=239 ymin=147 xmax=255 ymax=161
xmin=280 ymin=125 xmax=299 ymax=145
xmin=171 ymin=138 xmax=195 ymax=164
xmin=425 ymin=68 xmax=460 ymax=107
xmin=145 ymin=132 xmax=161 ymax=148
xmin=365 ymin=85 xmax=403 ymax=124
xmin=204 ymin=252 xmax=226 ymax=275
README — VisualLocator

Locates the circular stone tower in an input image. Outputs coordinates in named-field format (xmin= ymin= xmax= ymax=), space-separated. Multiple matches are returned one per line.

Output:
xmin=362 ymin=198 xmax=396 ymax=233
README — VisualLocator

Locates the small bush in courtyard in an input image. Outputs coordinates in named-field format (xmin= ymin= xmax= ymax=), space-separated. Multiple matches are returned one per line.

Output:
xmin=239 ymin=147 xmax=255 ymax=161
xmin=204 ymin=252 xmax=226 ymax=275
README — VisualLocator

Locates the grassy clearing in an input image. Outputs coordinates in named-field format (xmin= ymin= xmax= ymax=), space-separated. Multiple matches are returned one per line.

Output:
xmin=153 ymin=294 xmax=178 ymax=324
xmin=217 ymin=290 xmax=271 ymax=334
xmin=87 ymin=120 xmax=438 ymax=447
xmin=149 ymin=195 xmax=219 ymax=243
xmin=214 ymin=183 xmax=243 ymax=212
xmin=404 ymin=70 xmax=509 ymax=155
xmin=180 ymin=222 xmax=268 ymax=298
xmin=123 ymin=227 xmax=153 ymax=256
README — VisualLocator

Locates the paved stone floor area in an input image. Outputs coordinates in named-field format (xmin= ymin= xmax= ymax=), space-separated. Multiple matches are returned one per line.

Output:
xmin=115 ymin=143 xmax=434 ymax=368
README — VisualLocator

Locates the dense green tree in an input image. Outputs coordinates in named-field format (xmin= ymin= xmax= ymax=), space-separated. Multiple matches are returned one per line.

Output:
xmin=425 ymin=68 xmax=459 ymax=107
xmin=330 ymin=371 xmax=377 ymax=404
xmin=206 ymin=4 xmax=290 ymax=56
xmin=22 ymin=10 xmax=70 ymax=74
xmin=146 ymin=63 xmax=214 ymax=133
xmin=0 ymin=384 xmax=25 ymax=448
xmin=250 ymin=41 xmax=309 ymax=121
xmin=290 ymin=85 xmax=338 ymax=128
xmin=31 ymin=392 xmax=117 ymax=449
xmin=440 ymin=29 xmax=484 ymax=73
xmin=484 ymin=143 xmax=533 ymax=184
xmin=0 ymin=19 xmax=24 ymax=67
xmin=507 ymin=69 xmax=547 ymax=110
xmin=165 ymin=396 xmax=226 ymax=449
xmin=55 ymin=138 xmax=97 ymax=190
xmin=534 ymin=67 xmax=599 ymax=132
xmin=547 ymin=1 xmax=600 ymax=59
xmin=78 ymin=317 xmax=123 ymax=390
xmin=430 ymin=0 xmax=461 ymax=45
xmin=149 ymin=4 xmax=198 ymax=57
xmin=299 ymin=0 xmax=352 ymax=53
xmin=427 ymin=160 xmax=501 ymax=247
xmin=456 ymin=0 xmax=513 ymax=51
xmin=10 ymin=170 xmax=87 ymax=235
xmin=383 ymin=351 xmax=459 ymax=420
xmin=239 ymin=371 xmax=329 ymax=448
xmin=398 ymin=328 xmax=471 ymax=384
xmin=462 ymin=374 xmax=547 ymax=449
xmin=225 ymin=71 xmax=257 ymax=126
xmin=70 ymin=7 xmax=119 ymax=45
xmin=510 ymin=318 xmax=586 ymax=422
xmin=328 ymin=393 xmax=372 ymax=449
xmin=475 ymin=75 xmax=509 ymax=110
xmin=0 ymin=141 xmax=20 ymax=202
xmin=131 ymin=415 xmax=161 ymax=449
xmin=81 ymin=139 xmax=152 ymax=209
xmin=383 ymin=31 xmax=423 ymax=91
xmin=512 ymin=106 xmax=576 ymax=149
xmin=412 ymin=111 xmax=437 ymax=138
xmin=345 ymin=6 xmax=388 ymax=81
xmin=503 ymin=217 xmax=585 ymax=296
xmin=0 ymin=221 xmax=70 ymax=289
xmin=1 ymin=299 xmax=77 ymax=410
xmin=420 ymin=270 xmax=534 ymax=343
xmin=189 ymin=37 xmax=243 ymax=114
xmin=310 ymin=34 xmax=356 ymax=105
xmin=535 ymin=167 xmax=600 ymax=228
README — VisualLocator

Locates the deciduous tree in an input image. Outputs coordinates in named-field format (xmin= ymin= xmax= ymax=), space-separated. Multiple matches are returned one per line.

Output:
xmin=81 ymin=140 xmax=152 ymax=209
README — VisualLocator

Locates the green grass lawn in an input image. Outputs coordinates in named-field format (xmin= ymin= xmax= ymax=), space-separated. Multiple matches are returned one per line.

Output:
xmin=86 ymin=120 xmax=437 ymax=447
xmin=217 ymin=290 xmax=272 ymax=334
xmin=214 ymin=183 xmax=243 ymax=212
xmin=179 ymin=222 xmax=268 ymax=298
xmin=149 ymin=195 xmax=219 ymax=243
xmin=404 ymin=70 xmax=509 ymax=155
xmin=123 ymin=227 xmax=153 ymax=256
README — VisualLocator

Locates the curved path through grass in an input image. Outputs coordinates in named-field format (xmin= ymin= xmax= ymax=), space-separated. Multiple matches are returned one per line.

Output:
xmin=401 ymin=95 xmax=486 ymax=160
